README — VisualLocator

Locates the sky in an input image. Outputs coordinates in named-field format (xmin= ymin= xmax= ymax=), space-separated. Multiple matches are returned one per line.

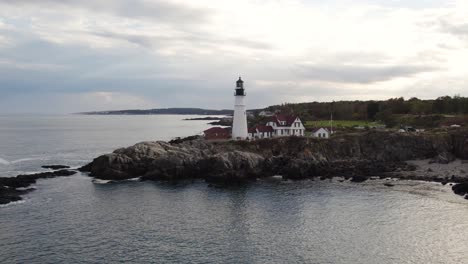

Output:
xmin=0 ymin=0 xmax=467 ymax=113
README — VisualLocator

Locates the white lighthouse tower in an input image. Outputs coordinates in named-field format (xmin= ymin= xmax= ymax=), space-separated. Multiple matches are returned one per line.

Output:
xmin=232 ymin=76 xmax=248 ymax=140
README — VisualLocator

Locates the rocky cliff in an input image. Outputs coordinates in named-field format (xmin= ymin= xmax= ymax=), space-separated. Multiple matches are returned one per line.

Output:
xmin=80 ymin=131 xmax=468 ymax=185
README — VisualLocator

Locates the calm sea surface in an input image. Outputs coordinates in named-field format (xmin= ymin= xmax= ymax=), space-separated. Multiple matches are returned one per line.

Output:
xmin=1 ymin=115 xmax=468 ymax=264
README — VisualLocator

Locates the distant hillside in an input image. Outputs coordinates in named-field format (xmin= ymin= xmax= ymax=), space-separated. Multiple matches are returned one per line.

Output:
xmin=79 ymin=108 xmax=234 ymax=116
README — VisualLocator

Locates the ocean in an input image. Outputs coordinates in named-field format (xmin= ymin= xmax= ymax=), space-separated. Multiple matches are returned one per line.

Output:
xmin=1 ymin=114 xmax=468 ymax=263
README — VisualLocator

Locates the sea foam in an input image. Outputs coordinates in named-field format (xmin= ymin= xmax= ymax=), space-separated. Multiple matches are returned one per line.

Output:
xmin=0 ymin=200 xmax=26 ymax=207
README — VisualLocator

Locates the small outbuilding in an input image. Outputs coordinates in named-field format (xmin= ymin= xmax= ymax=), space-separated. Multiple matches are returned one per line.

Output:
xmin=203 ymin=127 xmax=230 ymax=140
xmin=312 ymin=127 xmax=330 ymax=138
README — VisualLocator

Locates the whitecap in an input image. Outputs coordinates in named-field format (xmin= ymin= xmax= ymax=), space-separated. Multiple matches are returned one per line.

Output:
xmin=92 ymin=179 xmax=112 ymax=184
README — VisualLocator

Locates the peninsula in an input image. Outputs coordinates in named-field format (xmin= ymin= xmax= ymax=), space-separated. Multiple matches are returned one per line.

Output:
xmin=78 ymin=108 xmax=233 ymax=116
xmin=79 ymin=130 xmax=468 ymax=198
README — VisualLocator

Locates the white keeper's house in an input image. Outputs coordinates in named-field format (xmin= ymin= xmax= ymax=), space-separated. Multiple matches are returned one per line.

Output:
xmin=249 ymin=114 xmax=306 ymax=139
xmin=267 ymin=114 xmax=305 ymax=137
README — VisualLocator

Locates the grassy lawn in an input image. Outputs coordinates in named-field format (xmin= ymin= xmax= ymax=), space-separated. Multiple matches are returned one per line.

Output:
xmin=305 ymin=120 xmax=382 ymax=128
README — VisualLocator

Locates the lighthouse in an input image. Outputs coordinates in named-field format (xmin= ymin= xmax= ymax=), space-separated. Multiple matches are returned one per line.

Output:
xmin=232 ymin=76 xmax=248 ymax=140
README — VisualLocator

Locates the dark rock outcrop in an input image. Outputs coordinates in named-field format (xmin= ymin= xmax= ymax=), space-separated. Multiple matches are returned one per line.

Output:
xmin=81 ymin=131 xmax=460 ymax=185
xmin=0 ymin=170 xmax=77 ymax=204
xmin=42 ymin=165 xmax=70 ymax=170
xmin=451 ymin=133 xmax=468 ymax=160
xmin=452 ymin=183 xmax=468 ymax=196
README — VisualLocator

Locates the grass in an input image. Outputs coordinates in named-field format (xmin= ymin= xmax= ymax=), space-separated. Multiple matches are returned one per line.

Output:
xmin=304 ymin=120 xmax=382 ymax=128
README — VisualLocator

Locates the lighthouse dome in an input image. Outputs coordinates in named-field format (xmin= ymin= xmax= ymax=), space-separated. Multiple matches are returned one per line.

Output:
xmin=236 ymin=77 xmax=244 ymax=88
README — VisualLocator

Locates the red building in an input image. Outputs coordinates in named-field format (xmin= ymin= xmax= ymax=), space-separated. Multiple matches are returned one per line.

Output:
xmin=203 ymin=127 xmax=231 ymax=140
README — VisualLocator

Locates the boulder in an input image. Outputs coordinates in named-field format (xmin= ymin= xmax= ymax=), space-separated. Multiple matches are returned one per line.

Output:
xmin=429 ymin=152 xmax=456 ymax=164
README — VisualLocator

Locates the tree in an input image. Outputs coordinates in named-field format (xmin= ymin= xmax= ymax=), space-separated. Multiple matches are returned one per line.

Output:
xmin=366 ymin=102 xmax=380 ymax=120
xmin=375 ymin=109 xmax=397 ymax=127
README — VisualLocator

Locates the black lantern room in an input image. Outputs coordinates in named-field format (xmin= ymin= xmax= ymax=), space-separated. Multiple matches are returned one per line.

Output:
xmin=235 ymin=76 xmax=245 ymax=96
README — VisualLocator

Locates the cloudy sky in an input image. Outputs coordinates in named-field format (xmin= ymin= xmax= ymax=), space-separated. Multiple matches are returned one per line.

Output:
xmin=0 ymin=0 xmax=467 ymax=113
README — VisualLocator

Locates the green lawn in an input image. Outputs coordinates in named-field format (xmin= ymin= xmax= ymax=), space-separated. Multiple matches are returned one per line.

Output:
xmin=304 ymin=120 xmax=382 ymax=128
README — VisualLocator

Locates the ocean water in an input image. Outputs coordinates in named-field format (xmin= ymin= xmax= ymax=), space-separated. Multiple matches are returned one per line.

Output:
xmin=1 ymin=115 xmax=468 ymax=264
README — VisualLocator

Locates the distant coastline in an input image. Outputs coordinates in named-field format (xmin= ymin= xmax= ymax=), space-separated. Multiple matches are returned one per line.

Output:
xmin=77 ymin=108 xmax=234 ymax=116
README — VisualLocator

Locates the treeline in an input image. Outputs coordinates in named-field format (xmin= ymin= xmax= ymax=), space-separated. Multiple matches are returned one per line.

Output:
xmin=266 ymin=96 xmax=468 ymax=122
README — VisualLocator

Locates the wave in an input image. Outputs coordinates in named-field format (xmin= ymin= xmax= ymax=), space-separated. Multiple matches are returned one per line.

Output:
xmin=91 ymin=177 xmax=141 ymax=184
xmin=125 ymin=177 xmax=141 ymax=182
xmin=10 ymin=157 xmax=46 ymax=164
xmin=0 ymin=200 xmax=26 ymax=208
xmin=0 ymin=157 xmax=10 ymax=165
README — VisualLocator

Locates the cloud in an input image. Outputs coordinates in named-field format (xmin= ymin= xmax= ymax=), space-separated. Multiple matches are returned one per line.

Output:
xmin=295 ymin=63 xmax=438 ymax=84
xmin=0 ymin=59 xmax=68 ymax=71
xmin=0 ymin=0 xmax=468 ymax=113
xmin=440 ymin=21 xmax=468 ymax=37
xmin=89 ymin=30 xmax=273 ymax=51
xmin=2 ymin=0 xmax=211 ymax=25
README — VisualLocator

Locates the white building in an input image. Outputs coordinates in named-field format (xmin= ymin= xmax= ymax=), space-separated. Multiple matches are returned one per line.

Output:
xmin=248 ymin=125 xmax=274 ymax=139
xmin=312 ymin=127 xmax=330 ymax=138
xmin=231 ymin=77 xmax=249 ymax=140
xmin=259 ymin=110 xmax=274 ymax=117
xmin=265 ymin=114 xmax=306 ymax=137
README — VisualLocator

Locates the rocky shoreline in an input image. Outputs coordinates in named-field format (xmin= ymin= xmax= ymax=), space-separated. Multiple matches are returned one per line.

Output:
xmin=79 ymin=130 xmax=468 ymax=198
xmin=3 ymin=131 xmax=467 ymax=205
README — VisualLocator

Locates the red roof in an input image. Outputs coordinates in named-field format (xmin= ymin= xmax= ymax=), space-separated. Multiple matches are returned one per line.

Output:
xmin=249 ymin=125 xmax=274 ymax=133
xmin=204 ymin=127 xmax=228 ymax=134
xmin=256 ymin=125 xmax=274 ymax=132
xmin=270 ymin=114 xmax=298 ymax=127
